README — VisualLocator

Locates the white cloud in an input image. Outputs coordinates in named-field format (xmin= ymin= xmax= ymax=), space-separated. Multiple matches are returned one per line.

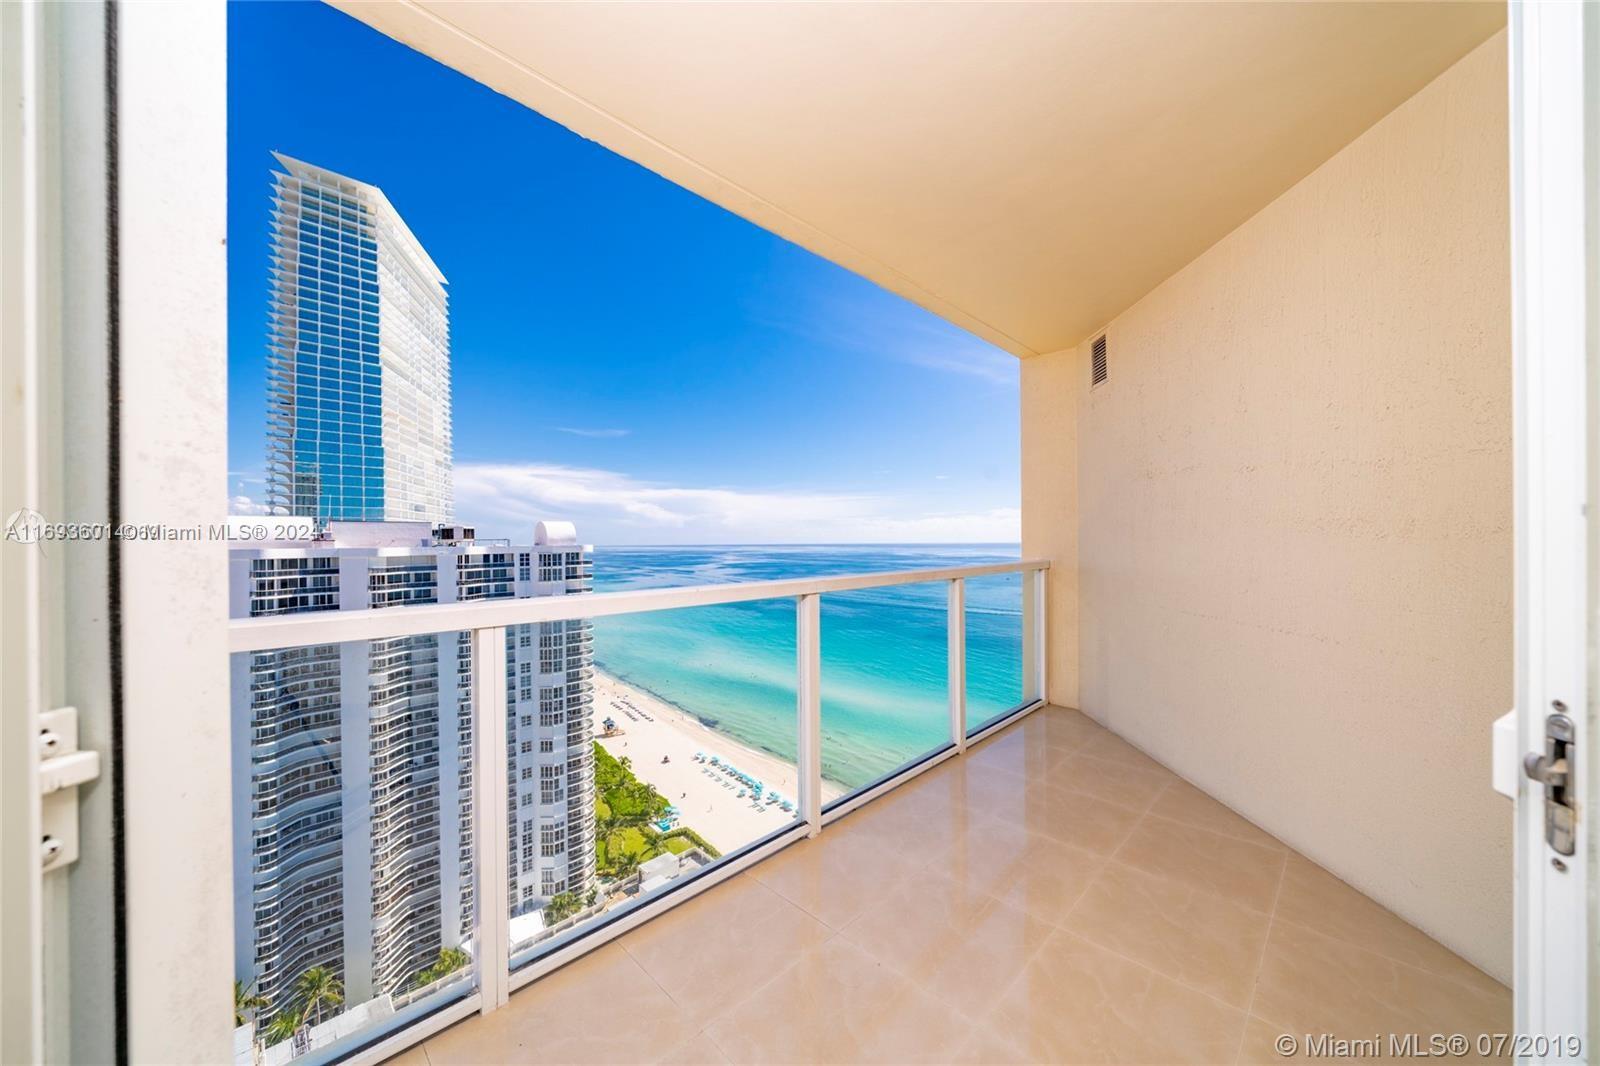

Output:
xmin=230 ymin=494 xmax=272 ymax=516
xmin=455 ymin=462 xmax=1018 ymax=544
xmin=554 ymin=427 xmax=631 ymax=439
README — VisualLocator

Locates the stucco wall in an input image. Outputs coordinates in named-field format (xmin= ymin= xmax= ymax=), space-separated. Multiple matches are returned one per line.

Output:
xmin=1021 ymin=32 xmax=1511 ymax=980
xmin=1021 ymin=342 xmax=1079 ymax=708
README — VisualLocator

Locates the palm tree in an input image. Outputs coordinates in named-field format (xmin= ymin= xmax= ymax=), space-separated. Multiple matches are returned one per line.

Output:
xmin=262 ymin=1013 xmax=300 ymax=1047
xmin=435 ymin=945 xmax=469 ymax=976
xmin=294 ymin=966 xmax=343 ymax=1027
xmin=234 ymin=980 xmax=269 ymax=1027
xmin=609 ymin=848 xmax=642 ymax=879
xmin=597 ymin=804 xmax=653 ymax=874
xmin=595 ymin=808 xmax=628 ymax=842
xmin=412 ymin=946 xmax=471 ymax=990
xmin=545 ymin=891 xmax=583 ymax=922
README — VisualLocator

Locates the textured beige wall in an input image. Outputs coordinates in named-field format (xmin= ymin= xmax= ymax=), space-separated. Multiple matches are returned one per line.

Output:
xmin=1022 ymin=347 xmax=1079 ymax=708
xmin=1023 ymin=32 xmax=1512 ymax=980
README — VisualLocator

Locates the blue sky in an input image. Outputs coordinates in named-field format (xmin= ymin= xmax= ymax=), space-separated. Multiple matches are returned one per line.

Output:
xmin=227 ymin=2 xmax=1019 ymax=545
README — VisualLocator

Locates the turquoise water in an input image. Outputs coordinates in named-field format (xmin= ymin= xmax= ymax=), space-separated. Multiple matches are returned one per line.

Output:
xmin=591 ymin=545 xmax=1026 ymax=793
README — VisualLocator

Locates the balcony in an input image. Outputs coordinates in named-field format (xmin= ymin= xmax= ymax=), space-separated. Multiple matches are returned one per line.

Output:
xmin=409 ymin=705 xmax=1509 ymax=1065
xmin=215 ymin=555 xmax=1513 ymax=1064
xmin=220 ymin=560 xmax=1053 ymax=1056
xmin=10 ymin=2 xmax=1585 ymax=1065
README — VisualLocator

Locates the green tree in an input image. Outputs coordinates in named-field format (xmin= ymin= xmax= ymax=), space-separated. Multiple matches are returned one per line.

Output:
xmin=592 ymin=742 xmax=676 ymax=877
xmin=545 ymin=891 xmax=583 ymax=923
xmin=294 ymin=966 xmax=343 ymax=1027
xmin=234 ymin=979 xmax=268 ymax=1027
xmin=609 ymin=848 xmax=642 ymax=879
xmin=262 ymin=1013 xmax=300 ymax=1047
xmin=411 ymin=946 xmax=471 ymax=989
xmin=596 ymin=806 xmax=642 ymax=843
xmin=593 ymin=742 xmax=628 ymax=793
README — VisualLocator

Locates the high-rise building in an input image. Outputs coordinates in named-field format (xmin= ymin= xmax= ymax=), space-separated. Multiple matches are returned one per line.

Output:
xmin=266 ymin=153 xmax=452 ymax=524
xmin=229 ymin=523 xmax=595 ymax=1020
xmin=233 ymin=156 xmax=594 ymax=1031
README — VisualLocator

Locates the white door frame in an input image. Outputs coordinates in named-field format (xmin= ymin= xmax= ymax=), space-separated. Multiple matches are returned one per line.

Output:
xmin=1 ymin=2 xmax=52 ymax=1059
xmin=1509 ymin=0 xmax=1593 ymax=1052
xmin=115 ymin=2 xmax=235 ymax=1061
xmin=2 ymin=2 xmax=233 ymax=1062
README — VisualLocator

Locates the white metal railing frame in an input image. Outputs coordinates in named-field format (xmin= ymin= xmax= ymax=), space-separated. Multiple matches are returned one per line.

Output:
xmin=228 ymin=559 xmax=1047 ymax=652
xmin=227 ymin=559 xmax=1050 ymax=1066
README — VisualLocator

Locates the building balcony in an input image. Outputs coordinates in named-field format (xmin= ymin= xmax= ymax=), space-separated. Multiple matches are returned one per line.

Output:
xmin=213 ymin=553 xmax=1514 ymax=1065
xmin=408 ymin=704 xmax=1509 ymax=1063
xmin=12 ymin=3 xmax=1577 ymax=1065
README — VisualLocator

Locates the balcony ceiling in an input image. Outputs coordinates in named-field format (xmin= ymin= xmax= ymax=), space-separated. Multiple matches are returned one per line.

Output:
xmin=335 ymin=1 xmax=1505 ymax=358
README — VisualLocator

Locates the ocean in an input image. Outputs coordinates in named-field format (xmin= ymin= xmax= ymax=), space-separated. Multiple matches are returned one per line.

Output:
xmin=589 ymin=544 xmax=1026 ymax=792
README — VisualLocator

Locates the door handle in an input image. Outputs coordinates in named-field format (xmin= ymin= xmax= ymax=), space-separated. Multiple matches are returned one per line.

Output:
xmin=1523 ymin=710 xmax=1576 ymax=857
xmin=1523 ymin=751 xmax=1568 ymax=789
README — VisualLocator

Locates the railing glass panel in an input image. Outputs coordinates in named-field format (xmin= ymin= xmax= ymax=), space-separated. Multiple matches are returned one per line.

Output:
xmin=819 ymin=581 xmax=953 ymax=805
xmin=226 ymin=560 xmax=1045 ymax=1057
xmin=964 ymin=572 xmax=1028 ymax=735
xmin=229 ymin=634 xmax=478 ymax=1066
xmin=508 ymin=601 xmax=802 ymax=969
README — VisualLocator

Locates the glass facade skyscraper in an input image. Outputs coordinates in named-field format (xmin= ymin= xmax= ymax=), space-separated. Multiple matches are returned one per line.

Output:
xmin=266 ymin=153 xmax=452 ymax=524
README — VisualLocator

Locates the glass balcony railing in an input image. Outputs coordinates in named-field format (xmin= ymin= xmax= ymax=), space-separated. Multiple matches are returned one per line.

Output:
xmin=228 ymin=631 xmax=478 ymax=1066
xmin=820 ymin=581 xmax=952 ymax=807
xmin=963 ymin=571 xmax=1029 ymax=735
xmin=507 ymin=599 xmax=806 ymax=969
xmin=226 ymin=559 xmax=1046 ymax=1063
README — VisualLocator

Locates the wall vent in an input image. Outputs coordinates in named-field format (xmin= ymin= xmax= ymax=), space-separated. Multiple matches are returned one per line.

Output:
xmin=1091 ymin=335 xmax=1108 ymax=387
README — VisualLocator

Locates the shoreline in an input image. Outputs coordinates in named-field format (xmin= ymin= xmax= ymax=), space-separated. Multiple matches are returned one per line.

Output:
xmin=591 ymin=669 xmax=845 ymax=853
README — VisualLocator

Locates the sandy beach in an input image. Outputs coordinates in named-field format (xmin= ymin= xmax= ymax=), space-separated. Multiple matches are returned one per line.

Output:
xmin=593 ymin=671 xmax=844 ymax=853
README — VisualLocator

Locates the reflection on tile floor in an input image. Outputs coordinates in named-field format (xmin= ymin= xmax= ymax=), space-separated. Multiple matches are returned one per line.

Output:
xmin=397 ymin=706 xmax=1509 ymax=1065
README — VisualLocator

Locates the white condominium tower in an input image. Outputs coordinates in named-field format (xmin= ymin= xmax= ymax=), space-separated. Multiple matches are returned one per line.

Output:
xmin=266 ymin=152 xmax=452 ymax=524
xmin=230 ymin=524 xmax=596 ymax=1021
xmin=235 ymin=155 xmax=595 ymax=1031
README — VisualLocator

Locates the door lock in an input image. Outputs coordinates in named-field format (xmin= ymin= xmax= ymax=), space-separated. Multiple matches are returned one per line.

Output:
xmin=38 ymin=707 xmax=100 ymax=872
xmin=1523 ymin=710 xmax=1576 ymax=856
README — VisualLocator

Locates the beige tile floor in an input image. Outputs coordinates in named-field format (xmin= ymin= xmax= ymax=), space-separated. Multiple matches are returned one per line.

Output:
xmin=398 ymin=705 xmax=1509 ymax=1065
